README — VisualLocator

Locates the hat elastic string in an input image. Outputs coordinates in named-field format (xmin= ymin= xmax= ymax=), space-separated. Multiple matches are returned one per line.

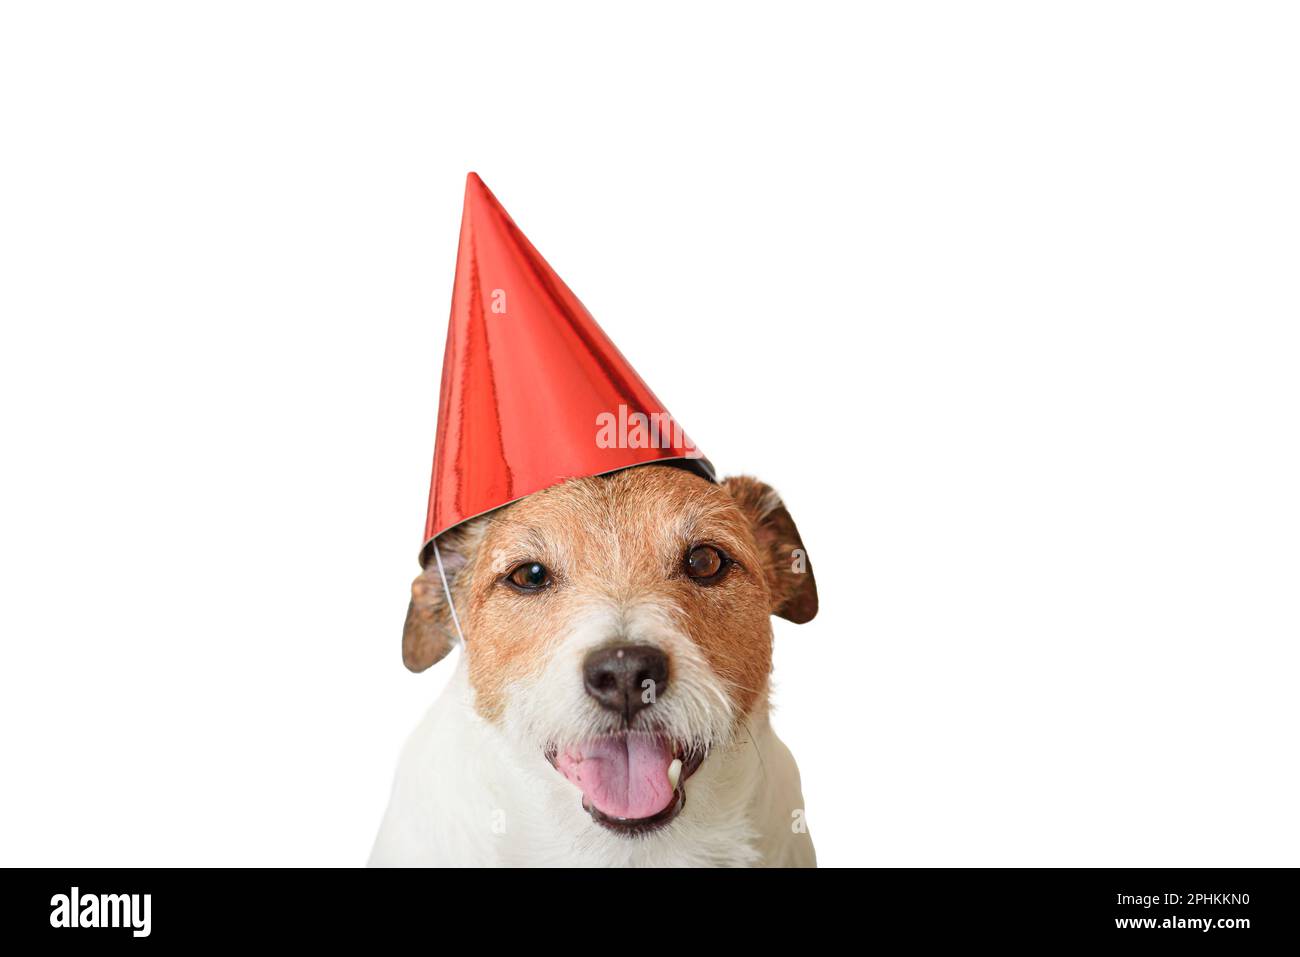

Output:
xmin=431 ymin=539 xmax=467 ymax=647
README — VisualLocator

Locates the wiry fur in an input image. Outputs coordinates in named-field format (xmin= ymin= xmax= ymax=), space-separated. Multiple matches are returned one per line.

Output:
xmin=371 ymin=465 xmax=817 ymax=867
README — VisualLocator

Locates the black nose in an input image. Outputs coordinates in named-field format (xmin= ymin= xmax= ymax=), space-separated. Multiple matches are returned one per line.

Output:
xmin=582 ymin=643 xmax=669 ymax=722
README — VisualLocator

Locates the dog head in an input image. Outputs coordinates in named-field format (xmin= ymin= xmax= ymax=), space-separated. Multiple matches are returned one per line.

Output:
xmin=401 ymin=464 xmax=816 ymax=835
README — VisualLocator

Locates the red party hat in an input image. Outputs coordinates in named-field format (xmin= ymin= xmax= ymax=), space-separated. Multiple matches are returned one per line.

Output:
xmin=422 ymin=174 xmax=714 ymax=554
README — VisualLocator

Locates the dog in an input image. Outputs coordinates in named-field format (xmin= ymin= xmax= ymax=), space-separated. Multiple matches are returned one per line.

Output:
xmin=369 ymin=463 xmax=818 ymax=866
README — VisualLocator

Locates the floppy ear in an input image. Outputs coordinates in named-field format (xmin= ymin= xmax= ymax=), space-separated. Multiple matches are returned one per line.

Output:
xmin=722 ymin=476 xmax=818 ymax=624
xmin=402 ymin=520 xmax=486 ymax=673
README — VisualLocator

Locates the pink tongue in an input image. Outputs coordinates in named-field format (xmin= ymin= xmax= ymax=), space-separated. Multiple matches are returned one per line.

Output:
xmin=556 ymin=735 xmax=675 ymax=820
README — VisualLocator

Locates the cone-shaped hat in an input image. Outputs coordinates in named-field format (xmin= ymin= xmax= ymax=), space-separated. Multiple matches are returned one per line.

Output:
xmin=422 ymin=174 xmax=713 ymax=553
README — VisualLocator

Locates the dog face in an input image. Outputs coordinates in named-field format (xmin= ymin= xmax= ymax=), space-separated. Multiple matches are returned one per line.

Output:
xmin=401 ymin=465 xmax=816 ymax=834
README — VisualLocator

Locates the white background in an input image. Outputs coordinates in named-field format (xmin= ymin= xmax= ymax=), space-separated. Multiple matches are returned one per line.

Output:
xmin=2 ymin=2 xmax=1297 ymax=867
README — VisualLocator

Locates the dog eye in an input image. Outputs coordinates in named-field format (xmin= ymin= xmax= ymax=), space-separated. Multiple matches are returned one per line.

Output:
xmin=684 ymin=545 xmax=728 ymax=583
xmin=506 ymin=562 xmax=550 ymax=591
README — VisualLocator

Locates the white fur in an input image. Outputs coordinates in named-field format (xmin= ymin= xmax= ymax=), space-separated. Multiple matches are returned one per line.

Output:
xmin=370 ymin=600 xmax=815 ymax=867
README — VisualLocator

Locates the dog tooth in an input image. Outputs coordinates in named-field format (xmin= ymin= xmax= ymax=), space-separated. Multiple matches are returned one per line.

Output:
xmin=667 ymin=758 xmax=682 ymax=790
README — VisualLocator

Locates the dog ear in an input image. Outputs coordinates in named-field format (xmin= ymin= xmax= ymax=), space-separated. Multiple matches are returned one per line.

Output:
xmin=402 ymin=520 xmax=485 ymax=673
xmin=722 ymin=476 xmax=818 ymax=624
